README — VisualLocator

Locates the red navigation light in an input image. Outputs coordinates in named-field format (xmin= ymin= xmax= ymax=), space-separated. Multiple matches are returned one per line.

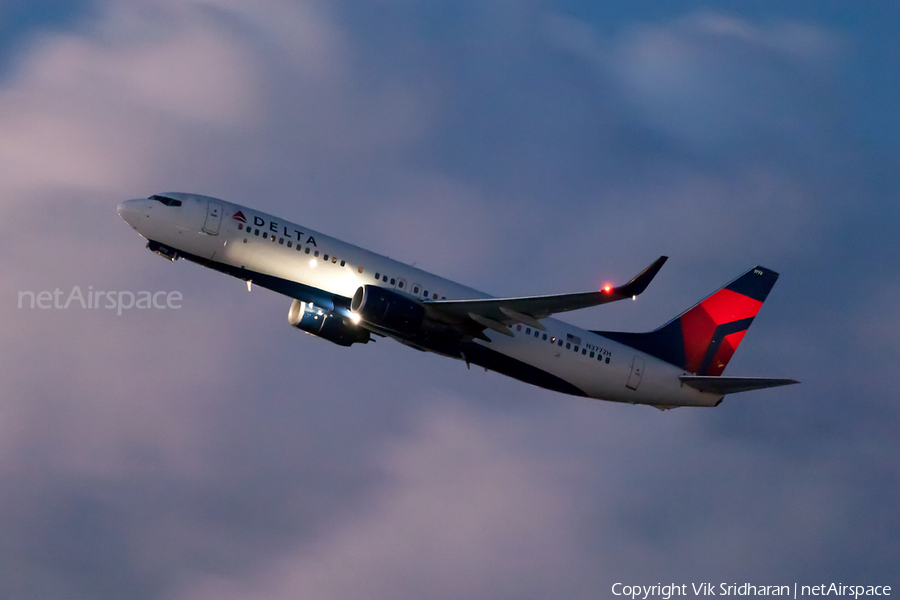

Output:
xmin=602 ymin=284 xmax=612 ymax=293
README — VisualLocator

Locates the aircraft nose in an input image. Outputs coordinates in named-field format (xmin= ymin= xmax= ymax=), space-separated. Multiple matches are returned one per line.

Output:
xmin=117 ymin=199 xmax=143 ymax=228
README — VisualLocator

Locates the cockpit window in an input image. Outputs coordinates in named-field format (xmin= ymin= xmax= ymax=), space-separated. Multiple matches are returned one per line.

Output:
xmin=149 ymin=195 xmax=182 ymax=207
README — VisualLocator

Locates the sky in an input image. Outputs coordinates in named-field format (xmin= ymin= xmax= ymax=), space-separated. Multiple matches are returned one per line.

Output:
xmin=1 ymin=1 xmax=898 ymax=598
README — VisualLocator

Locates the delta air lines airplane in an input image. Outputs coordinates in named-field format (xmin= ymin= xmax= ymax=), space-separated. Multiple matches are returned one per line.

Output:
xmin=117 ymin=193 xmax=797 ymax=409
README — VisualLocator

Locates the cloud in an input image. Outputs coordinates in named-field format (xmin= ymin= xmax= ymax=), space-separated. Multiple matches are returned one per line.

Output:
xmin=0 ymin=2 xmax=269 ymax=202
xmin=543 ymin=11 xmax=843 ymax=151
xmin=0 ymin=2 xmax=897 ymax=599
xmin=172 ymin=395 xmax=899 ymax=600
xmin=0 ymin=2 xmax=383 ymax=597
xmin=176 ymin=402 xmax=585 ymax=600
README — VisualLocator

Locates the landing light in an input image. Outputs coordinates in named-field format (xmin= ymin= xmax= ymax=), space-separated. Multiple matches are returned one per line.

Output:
xmin=349 ymin=313 xmax=361 ymax=325
xmin=310 ymin=259 xmax=317 ymax=267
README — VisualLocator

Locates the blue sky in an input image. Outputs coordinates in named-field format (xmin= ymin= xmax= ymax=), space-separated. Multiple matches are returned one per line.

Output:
xmin=0 ymin=0 xmax=93 ymax=71
xmin=0 ymin=1 xmax=898 ymax=598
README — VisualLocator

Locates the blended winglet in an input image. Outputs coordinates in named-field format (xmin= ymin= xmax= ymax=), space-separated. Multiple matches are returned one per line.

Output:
xmin=612 ymin=256 xmax=668 ymax=298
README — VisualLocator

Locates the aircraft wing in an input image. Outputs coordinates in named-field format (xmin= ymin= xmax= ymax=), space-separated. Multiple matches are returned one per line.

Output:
xmin=425 ymin=256 xmax=667 ymax=338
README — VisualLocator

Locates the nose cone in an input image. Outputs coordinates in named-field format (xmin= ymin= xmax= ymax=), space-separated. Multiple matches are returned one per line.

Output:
xmin=117 ymin=199 xmax=143 ymax=228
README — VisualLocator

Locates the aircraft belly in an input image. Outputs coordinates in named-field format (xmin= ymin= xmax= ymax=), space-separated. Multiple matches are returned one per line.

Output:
xmin=481 ymin=332 xmax=721 ymax=407
xmin=461 ymin=340 xmax=588 ymax=397
xmin=475 ymin=334 xmax=593 ymax=397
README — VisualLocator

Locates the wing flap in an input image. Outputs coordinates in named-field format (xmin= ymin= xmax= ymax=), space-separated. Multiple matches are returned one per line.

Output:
xmin=679 ymin=376 xmax=799 ymax=395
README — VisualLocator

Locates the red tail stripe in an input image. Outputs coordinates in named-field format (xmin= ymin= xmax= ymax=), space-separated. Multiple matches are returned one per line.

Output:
xmin=700 ymin=289 xmax=763 ymax=325
xmin=680 ymin=309 xmax=716 ymax=374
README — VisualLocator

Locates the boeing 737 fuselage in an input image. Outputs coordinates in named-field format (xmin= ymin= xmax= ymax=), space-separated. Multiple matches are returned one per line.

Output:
xmin=117 ymin=193 xmax=797 ymax=409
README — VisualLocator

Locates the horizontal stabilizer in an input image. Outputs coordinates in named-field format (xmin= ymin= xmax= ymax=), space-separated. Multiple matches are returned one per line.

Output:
xmin=679 ymin=376 xmax=799 ymax=395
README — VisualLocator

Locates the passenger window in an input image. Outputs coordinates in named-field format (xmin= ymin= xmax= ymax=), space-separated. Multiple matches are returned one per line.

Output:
xmin=332 ymin=257 xmax=337 ymax=264
xmin=582 ymin=349 xmax=587 ymax=355
xmin=590 ymin=351 xmax=595 ymax=358
xmin=433 ymin=293 xmax=437 ymax=299
xmin=324 ymin=254 xmax=329 ymax=261
xmin=279 ymin=238 xmax=284 ymax=244
xmin=271 ymin=235 xmax=276 ymax=241
xmin=543 ymin=334 xmax=547 ymax=340
xmin=526 ymin=327 xmax=531 ymax=334
xmin=534 ymin=331 xmax=539 ymax=338
xmin=605 ymin=357 xmax=610 ymax=364
xmin=254 ymin=229 xmax=259 ymax=235
xmin=566 ymin=343 xmax=571 ymax=349
xmin=574 ymin=346 xmax=579 ymax=352
xmin=516 ymin=325 xmax=522 ymax=331
xmin=287 ymin=241 xmax=292 ymax=248
xmin=413 ymin=287 xmax=419 ymax=294
xmin=341 ymin=260 xmax=345 ymax=267
xmin=399 ymin=281 xmax=404 ymax=288
xmin=305 ymin=248 xmax=310 ymax=254
xmin=238 ymin=223 xmax=243 ymax=230
xmin=423 ymin=290 xmax=428 ymax=297
xmin=558 ymin=340 xmax=563 ymax=346
xmin=383 ymin=275 xmax=388 ymax=282
xmin=375 ymin=273 xmax=380 ymax=279
xmin=314 ymin=251 xmax=319 ymax=257
xmin=390 ymin=278 xmax=395 ymax=285
xmin=358 ymin=266 xmax=364 ymax=273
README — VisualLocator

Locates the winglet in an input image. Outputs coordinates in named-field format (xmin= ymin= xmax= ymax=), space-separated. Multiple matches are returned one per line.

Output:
xmin=610 ymin=256 xmax=668 ymax=298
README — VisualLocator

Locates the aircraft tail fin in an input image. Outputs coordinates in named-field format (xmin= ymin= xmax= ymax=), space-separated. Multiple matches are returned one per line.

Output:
xmin=594 ymin=266 xmax=779 ymax=376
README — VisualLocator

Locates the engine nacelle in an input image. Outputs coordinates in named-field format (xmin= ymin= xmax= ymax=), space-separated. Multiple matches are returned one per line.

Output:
xmin=288 ymin=300 xmax=370 ymax=347
xmin=351 ymin=285 xmax=425 ymax=336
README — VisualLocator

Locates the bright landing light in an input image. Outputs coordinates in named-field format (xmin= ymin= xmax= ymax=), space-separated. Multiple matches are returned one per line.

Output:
xmin=309 ymin=259 xmax=317 ymax=267
xmin=349 ymin=313 xmax=361 ymax=324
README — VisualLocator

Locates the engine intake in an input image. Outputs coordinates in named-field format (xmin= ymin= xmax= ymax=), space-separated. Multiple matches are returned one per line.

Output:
xmin=351 ymin=285 xmax=425 ymax=336
xmin=288 ymin=300 xmax=370 ymax=346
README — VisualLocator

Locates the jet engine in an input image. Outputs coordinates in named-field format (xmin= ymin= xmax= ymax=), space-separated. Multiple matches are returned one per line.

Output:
xmin=351 ymin=285 xmax=425 ymax=336
xmin=288 ymin=299 xmax=370 ymax=346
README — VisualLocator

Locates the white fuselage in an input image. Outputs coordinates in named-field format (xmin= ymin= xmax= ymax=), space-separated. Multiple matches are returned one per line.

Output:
xmin=118 ymin=193 xmax=722 ymax=408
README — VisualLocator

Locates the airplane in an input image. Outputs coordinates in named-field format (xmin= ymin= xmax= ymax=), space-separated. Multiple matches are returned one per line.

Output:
xmin=117 ymin=192 xmax=797 ymax=409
